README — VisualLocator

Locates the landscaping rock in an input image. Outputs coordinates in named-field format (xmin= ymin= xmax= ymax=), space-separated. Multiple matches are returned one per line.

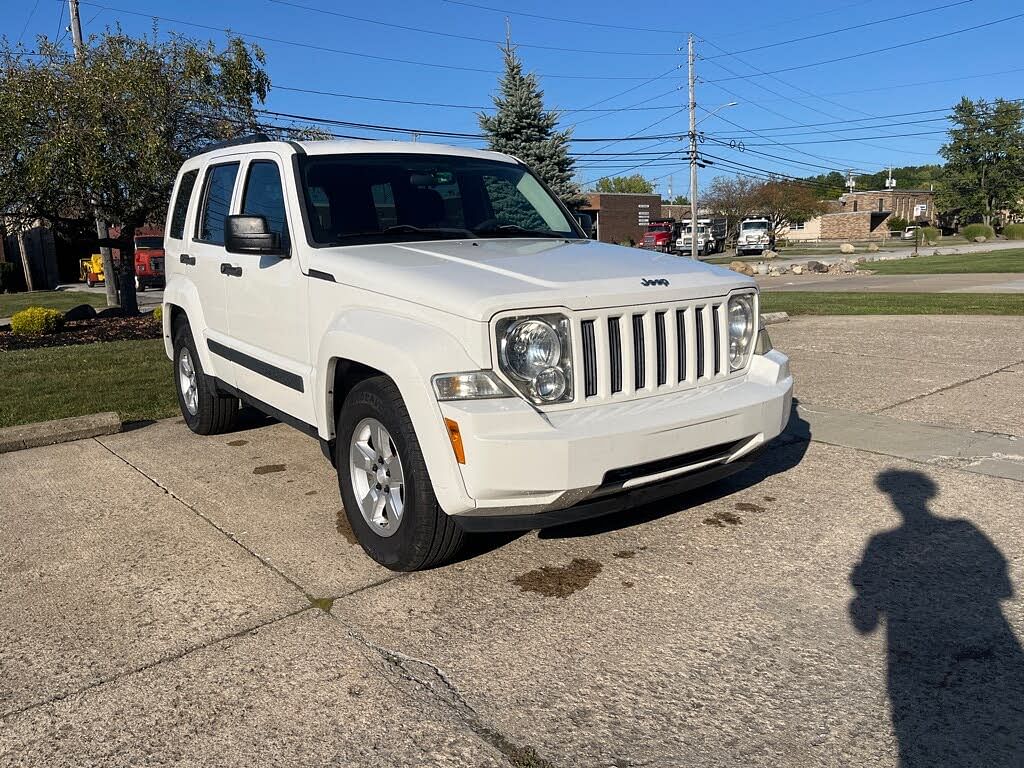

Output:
xmin=974 ymin=236 xmax=987 ymax=243
xmin=840 ymin=243 xmax=856 ymax=254
xmin=827 ymin=260 xmax=857 ymax=275
xmin=806 ymin=260 xmax=829 ymax=273
xmin=63 ymin=303 xmax=98 ymax=322
xmin=762 ymin=250 xmax=779 ymax=260
xmin=728 ymin=260 xmax=755 ymax=276
xmin=791 ymin=264 xmax=804 ymax=275
xmin=96 ymin=306 xmax=126 ymax=318
xmin=867 ymin=243 xmax=879 ymax=252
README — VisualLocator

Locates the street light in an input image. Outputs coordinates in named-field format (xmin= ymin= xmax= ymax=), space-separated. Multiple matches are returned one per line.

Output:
xmin=688 ymin=101 xmax=738 ymax=260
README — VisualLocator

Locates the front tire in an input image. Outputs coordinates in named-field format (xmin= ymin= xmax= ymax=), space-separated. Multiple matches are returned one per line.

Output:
xmin=337 ymin=376 xmax=464 ymax=571
xmin=172 ymin=323 xmax=239 ymax=435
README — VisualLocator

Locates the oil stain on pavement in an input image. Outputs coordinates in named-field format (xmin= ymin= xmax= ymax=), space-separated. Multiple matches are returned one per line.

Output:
xmin=703 ymin=510 xmax=743 ymax=527
xmin=227 ymin=439 xmax=248 ymax=447
xmin=335 ymin=510 xmax=359 ymax=545
xmin=253 ymin=464 xmax=286 ymax=475
xmin=512 ymin=558 xmax=602 ymax=598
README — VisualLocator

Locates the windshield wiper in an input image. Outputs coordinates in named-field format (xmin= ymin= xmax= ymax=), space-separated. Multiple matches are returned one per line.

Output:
xmin=383 ymin=224 xmax=476 ymax=237
xmin=475 ymin=224 xmax=568 ymax=239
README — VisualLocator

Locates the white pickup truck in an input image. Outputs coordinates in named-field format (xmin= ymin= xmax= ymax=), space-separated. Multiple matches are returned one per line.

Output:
xmin=162 ymin=138 xmax=793 ymax=570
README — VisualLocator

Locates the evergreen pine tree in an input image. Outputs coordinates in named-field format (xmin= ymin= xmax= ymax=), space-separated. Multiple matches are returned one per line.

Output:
xmin=478 ymin=44 xmax=586 ymax=210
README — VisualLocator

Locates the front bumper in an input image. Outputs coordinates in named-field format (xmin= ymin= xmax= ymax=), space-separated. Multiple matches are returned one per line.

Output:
xmin=439 ymin=350 xmax=792 ymax=526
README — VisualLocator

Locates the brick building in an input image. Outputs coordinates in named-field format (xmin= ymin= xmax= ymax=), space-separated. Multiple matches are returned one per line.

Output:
xmin=580 ymin=193 xmax=662 ymax=245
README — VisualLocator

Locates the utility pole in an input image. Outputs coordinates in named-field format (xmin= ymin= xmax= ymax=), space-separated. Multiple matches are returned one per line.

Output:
xmin=687 ymin=34 xmax=698 ymax=260
xmin=69 ymin=0 xmax=125 ymax=309
xmin=68 ymin=0 xmax=83 ymax=50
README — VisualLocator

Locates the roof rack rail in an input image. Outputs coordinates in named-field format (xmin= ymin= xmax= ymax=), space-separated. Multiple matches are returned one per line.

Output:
xmin=190 ymin=132 xmax=273 ymax=158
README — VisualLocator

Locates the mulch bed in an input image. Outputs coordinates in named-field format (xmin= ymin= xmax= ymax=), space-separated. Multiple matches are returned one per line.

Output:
xmin=0 ymin=315 xmax=162 ymax=352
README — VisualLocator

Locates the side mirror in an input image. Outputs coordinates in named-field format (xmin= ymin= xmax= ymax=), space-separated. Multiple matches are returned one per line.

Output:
xmin=225 ymin=215 xmax=286 ymax=257
xmin=575 ymin=213 xmax=593 ymax=238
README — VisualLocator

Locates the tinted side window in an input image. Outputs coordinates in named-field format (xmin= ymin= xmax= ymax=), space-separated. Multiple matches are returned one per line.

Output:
xmin=197 ymin=163 xmax=240 ymax=245
xmin=169 ymin=169 xmax=198 ymax=240
xmin=241 ymin=161 xmax=290 ymax=251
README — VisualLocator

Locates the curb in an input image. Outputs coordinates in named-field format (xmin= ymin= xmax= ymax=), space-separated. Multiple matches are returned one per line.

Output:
xmin=761 ymin=312 xmax=790 ymax=325
xmin=0 ymin=412 xmax=122 ymax=454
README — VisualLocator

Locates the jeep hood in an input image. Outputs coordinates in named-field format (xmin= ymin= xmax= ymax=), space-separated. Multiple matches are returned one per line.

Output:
xmin=309 ymin=238 xmax=754 ymax=320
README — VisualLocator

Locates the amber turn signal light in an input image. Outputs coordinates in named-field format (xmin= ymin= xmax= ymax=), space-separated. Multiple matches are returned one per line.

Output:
xmin=444 ymin=418 xmax=466 ymax=464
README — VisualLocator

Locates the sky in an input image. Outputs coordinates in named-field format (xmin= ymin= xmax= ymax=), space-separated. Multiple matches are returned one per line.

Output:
xmin=4 ymin=0 xmax=1024 ymax=196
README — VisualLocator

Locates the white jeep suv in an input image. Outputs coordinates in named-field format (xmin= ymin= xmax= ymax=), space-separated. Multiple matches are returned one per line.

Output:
xmin=162 ymin=138 xmax=793 ymax=571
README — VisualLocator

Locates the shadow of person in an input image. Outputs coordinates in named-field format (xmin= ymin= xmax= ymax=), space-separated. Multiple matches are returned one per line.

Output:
xmin=849 ymin=470 xmax=1024 ymax=766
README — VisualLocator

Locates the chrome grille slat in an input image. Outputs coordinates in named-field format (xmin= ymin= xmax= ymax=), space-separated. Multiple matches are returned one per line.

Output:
xmin=632 ymin=314 xmax=645 ymax=390
xmin=655 ymin=312 xmax=667 ymax=386
xmin=577 ymin=297 xmax=740 ymax=402
xmin=581 ymin=320 xmax=598 ymax=398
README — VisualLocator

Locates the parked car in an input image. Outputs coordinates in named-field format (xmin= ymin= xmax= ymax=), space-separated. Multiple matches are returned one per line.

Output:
xmin=901 ymin=226 xmax=918 ymax=241
xmin=162 ymin=138 xmax=793 ymax=570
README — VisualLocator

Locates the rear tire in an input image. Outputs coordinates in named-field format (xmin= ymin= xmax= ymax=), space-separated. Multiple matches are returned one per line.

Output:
xmin=172 ymin=322 xmax=239 ymax=435
xmin=337 ymin=376 xmax=464 ymax=571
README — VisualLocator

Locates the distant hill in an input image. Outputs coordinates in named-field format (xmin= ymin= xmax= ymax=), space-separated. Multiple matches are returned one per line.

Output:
xmin=803 ymin=165 xmax=945 ymax=199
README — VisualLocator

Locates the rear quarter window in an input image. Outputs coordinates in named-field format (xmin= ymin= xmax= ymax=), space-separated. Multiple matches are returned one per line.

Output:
xmin=168 ymin=169 xmax=199 ymax=240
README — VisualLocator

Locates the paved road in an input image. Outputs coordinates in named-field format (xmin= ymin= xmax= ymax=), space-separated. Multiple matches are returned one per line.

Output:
xmin=758 ymin=272 xmax=1024 ymax=293
xmin=2 ymin=316 xmax=1023 ymax=766
xmin=57 ymin=283 xmax=164 ymax=310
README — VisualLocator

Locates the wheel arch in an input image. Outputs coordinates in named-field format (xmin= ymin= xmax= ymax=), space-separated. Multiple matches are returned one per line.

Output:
xmin=315 ymin=310 xmax=482 ymax=515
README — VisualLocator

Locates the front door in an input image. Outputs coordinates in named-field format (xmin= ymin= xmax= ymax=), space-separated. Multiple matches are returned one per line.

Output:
xmin=220 ymin=153 xmax=313 ymax=425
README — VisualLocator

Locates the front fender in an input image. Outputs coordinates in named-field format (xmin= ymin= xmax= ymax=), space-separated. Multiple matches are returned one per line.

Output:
xmin=315 ymin=309 xmax=487 ymax=515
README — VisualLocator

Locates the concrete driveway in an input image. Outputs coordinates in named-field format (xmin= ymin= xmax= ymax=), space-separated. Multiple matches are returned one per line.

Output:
xmin=2 ymin=316 xmax=1023 ymax=767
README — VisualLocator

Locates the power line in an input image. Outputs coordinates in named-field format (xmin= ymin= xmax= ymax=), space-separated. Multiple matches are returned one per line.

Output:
xmin=703 ymin=10 xmax=1024 ymax=82
xmin=704 ymin=0 xmax=974 ymax=59
xmin=266 ymin=0 xmax=678 ymax=56
xmin=75 ymin=1 xmax=674 ymax=80
xmin=439 ymin=0 xmax=687 ymax=35
xmin=17 ymin=0 xmax=44 ymax=44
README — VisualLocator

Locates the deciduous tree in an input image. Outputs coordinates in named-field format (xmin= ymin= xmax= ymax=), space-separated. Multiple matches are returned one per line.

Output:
xmin=700 ymin=175 xmax=761 ymax=240
xmin=0 ymin=30 xmax=274 ymax=307
xmin=594 ymin=174 xmax=654 ymax=194
xmin=938 ymin=97 xmax=1024 ymax=227
xmin=751 ymin=179 xmax=829 ymax=242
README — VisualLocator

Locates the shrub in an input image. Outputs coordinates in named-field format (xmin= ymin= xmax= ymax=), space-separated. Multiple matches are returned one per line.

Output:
xmin=10 ymin=306 xmax=65 ymax=336
xmin=961 ymin=223 xmax=995 ymax=241
xmin=919 ymin=226 xmax=941 ymax=244
xmin=151 ymin=305 xmax=163 ymax=324
xmin=1001 ymin=223 xmax=1024 ymax=240
xmin=887 ymin=216 xmax=909 ymax=232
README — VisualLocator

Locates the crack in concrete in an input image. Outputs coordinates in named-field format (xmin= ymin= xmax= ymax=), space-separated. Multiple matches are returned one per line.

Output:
xmin=342 ymin=627 xmax=560 ymax=768
xmin=87 ymin=437 xmax=545 ymax=765
xmin=1 ymin=607 xmax=312 ymax=721
xmin=873 ymin=358 xmax=1024 ymax=415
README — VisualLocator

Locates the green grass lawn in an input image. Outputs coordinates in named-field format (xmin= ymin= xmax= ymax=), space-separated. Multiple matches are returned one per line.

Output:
xmin=857 ymin=249 xmax=1024 ymax=274
xmin=0 ymin=290 xmax=108 ymax=318
xmin=761 ymin=292 xmax=1024 ymax=316
xmin=0 ymin=339 xmax=177 ymax=428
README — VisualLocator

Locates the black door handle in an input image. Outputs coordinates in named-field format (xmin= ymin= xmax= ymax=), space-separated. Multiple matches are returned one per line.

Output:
xmin=180 ymin=254 xmax=195 ymax=266
xmin=220 ymin=263 xmax=243 ymax=277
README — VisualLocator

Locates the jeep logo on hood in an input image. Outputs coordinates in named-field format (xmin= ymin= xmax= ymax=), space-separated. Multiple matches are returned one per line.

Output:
xmin=641 ymin=278 xmax=670 ymax=287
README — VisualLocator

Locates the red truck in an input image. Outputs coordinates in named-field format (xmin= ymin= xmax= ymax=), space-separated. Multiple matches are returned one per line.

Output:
xmin=132 ymin=235 xmax=166 ymax=291
xmin=639 ymin=218 xmax=678 ymax=253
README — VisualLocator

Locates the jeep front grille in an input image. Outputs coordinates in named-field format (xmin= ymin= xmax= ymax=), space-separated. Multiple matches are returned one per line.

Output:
xmin=578 ymin=300 xmax=731 ymax=402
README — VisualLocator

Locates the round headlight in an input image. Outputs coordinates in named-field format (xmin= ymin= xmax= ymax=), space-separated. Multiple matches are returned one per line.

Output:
xmin=502 ymin=319 xmax=562 ymax=380
xmin=534 ymin=367 xmax=567 ymax=401
xmin=729 ymin=295 xmax=754 ymax=368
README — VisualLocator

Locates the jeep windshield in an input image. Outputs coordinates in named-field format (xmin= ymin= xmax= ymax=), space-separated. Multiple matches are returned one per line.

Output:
xmin=298 ymin=153 xmax=583 ymax=246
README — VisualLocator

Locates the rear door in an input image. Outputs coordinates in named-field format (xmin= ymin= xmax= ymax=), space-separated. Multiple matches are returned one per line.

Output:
xmin=221 ymin=152 xmax=313 ymax=424
xmin=189 ymin=159 xmax=243 ymax=385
